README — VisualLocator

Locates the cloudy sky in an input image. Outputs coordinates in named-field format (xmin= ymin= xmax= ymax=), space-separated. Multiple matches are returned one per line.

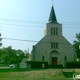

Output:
xmin=0 ymin=0 xmax=80 ymax=52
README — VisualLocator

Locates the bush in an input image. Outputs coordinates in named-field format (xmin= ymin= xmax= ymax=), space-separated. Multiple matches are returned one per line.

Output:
xmin=26 ymin=61 xmax=48 ymax=69
xmin=65 ymin=61 xmax=80 ymax=68
xmin=48 ymin=64 xmax=63 ymax=68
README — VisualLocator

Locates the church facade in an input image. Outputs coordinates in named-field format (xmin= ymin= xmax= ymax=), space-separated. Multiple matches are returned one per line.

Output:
xmin=31 ymin=6 xmax=76 ymax=65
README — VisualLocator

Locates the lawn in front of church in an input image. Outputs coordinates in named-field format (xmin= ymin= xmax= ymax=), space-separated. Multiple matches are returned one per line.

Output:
xmin=0 ymin=78 xmax=73 ymax=80
xmin=0 ymin=68 xmax=78 ymax=80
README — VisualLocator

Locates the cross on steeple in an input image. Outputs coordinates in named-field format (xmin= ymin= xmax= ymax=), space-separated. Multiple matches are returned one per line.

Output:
xmin=52 ymin=0 xmax=53 ymax=5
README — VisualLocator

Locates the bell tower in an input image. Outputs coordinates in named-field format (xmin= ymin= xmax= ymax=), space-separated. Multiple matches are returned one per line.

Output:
xmin=44 ymin=5 xmax=62 ymax=36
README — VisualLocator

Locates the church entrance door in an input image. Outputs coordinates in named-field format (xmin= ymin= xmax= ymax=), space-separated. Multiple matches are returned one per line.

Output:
xmin=51 ymin=57 xmax=57 ymax=65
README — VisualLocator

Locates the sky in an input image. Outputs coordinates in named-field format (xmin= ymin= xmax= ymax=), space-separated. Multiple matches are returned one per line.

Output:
xmin=0 ymin=0 xmax=80 ymax=52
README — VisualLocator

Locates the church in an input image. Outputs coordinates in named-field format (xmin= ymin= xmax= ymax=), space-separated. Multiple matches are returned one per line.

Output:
xmin=31 ymin=5 xmax=77 ymax=65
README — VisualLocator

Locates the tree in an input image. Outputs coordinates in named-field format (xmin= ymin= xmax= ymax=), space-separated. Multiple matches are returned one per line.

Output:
xmin=16 ymin=49 xmax=24 ymax=57
xmin=0 ymin=46 xmax=25 ymax=65
xmin=0 ymin=33 xmax=2 ymax=47
xmin=73 ymin=33 xmax=80 ymax=60
xmin=1 ymin=54 xmax=10 ymax=65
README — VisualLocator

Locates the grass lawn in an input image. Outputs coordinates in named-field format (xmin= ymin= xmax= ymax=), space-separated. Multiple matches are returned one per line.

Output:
xmin=0 ymin=78 xmax=72 ymax=80
xmin=0 ymin=68 xmax=79 ymax=80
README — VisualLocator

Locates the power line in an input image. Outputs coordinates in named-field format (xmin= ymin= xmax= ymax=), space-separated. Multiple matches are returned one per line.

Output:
xmin=3 ymin=37 xmax=38 ymax=42
xmin=0 ymin=23 xmax=44 ymax=27
xmin=1 ymin=29 xmax=43 ymax=35
xmin=0 ymin=27 xmax=79 ymax=36
xmin=1 ymin=18 xmax=80 ymax=24
xmin=1 ymin=18 xmax=80 ymax=25
xmin=0 ymin=22 xmax=80 ymax=28
xmin=2 ymin=37 xmax=74 ymax=45
xmin=1 ymin=30 xmax=78 ymax=37
xmin=0 ymin=18 xmax=46 ymax=24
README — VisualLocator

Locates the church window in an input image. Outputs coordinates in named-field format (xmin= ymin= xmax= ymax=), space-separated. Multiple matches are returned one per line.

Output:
xmin=65 ymin=56 xmax=67 ymax=62
xmin=56 ymin=42 xmax=58 ymax=48
xmin=51 ymin=42 xmax=58 ymax=49
xmin=42 ymin=56 xmax=44 ymax=61
xmin=51 ymin=28 xmax=58 ymax=35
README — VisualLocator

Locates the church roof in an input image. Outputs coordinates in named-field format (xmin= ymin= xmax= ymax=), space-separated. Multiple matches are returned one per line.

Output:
xmin=49 ymin=6 xmax=57 ymax=23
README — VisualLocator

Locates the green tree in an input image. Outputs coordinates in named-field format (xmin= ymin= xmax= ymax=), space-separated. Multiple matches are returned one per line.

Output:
xmin=0 ymin=46 xmax=25 ymax=65
xmin=73 ymin=33 xmax=80 ymax=60
xmin=16 ymin=49 xmax=24 ymax=57
xmin=1 ymin=54 xmax=10 ymax=65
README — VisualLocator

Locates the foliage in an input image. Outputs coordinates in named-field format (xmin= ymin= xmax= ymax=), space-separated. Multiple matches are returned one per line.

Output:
xmin=48 ymin=64 xmax=63 ymax=68
xmin=0 ymin=69 xmax=71 ymax=80
xmin=73 ymin=33 xmax=80 ymax=58
xmin=0 ymin=46 xmax=29 ymax=65
xmin=26 ymin=61 xmax=48 ymax=69
xmin=65 ymin=61 xmax=80 ymax=68
xmin=1 ymin=54 xmax=10 ymax=65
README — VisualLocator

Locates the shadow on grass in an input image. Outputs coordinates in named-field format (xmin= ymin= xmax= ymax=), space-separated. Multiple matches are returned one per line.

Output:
xmin=0 ymin=68 xmax=31 ymax=72
xmin=62 ymin=69 xmax=75 ymax=78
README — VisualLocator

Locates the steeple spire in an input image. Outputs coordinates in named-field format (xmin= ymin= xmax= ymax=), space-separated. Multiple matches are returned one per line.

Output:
xmin=52 ymin=0 xmax=53 ymax=6
xmin=49 ymin=5 xmax=57 ymax=23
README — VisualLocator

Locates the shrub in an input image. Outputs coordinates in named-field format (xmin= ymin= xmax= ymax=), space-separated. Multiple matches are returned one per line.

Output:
xmin=65 ymin=61 xmax=80 ymax=68
xmin=26 ymin=61 xmax=48 ymax=69
xmin=48 ymin=64 xmax=63 ymax=68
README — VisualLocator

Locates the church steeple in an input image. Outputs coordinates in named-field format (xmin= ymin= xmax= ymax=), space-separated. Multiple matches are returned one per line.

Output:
xmin=49 ymin=6 xmax=57 ymax=23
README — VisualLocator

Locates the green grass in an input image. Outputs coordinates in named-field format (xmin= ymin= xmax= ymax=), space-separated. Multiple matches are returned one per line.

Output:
xmin=0 ymin=68 xmax=79 ymax=80
xmin=0 ymin=78 xmax=71 ymax=80
xmin=0 ymin=68 xmax=29 ymax=72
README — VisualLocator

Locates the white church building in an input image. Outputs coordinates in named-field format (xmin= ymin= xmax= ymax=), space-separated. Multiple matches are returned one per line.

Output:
xmin=31 ymin=6 xmax=76 ymax=65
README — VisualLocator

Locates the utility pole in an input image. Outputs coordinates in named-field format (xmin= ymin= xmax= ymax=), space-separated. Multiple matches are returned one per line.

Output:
xmin=42 ymin=64 xmax=45 ymax=80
